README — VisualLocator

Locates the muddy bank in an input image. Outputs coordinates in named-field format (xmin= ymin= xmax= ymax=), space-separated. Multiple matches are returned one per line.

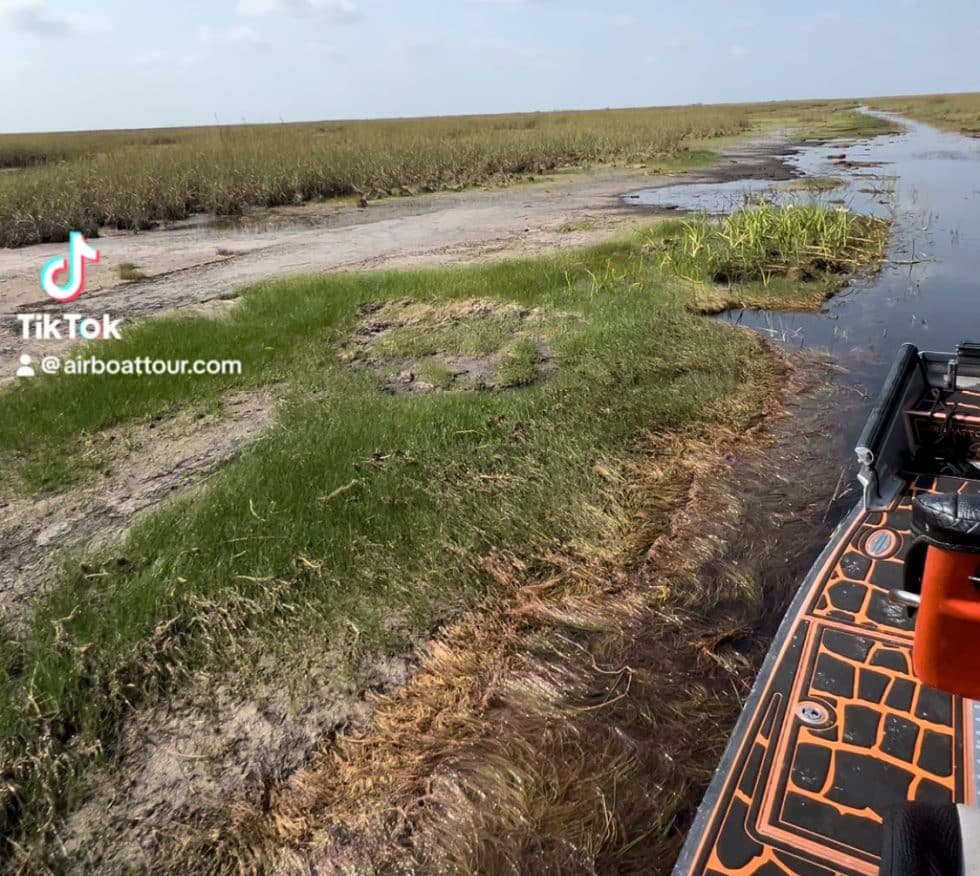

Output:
xmin=0 ymin=138 xmax=803 ymax=381
xmin=0 ymin=390 xmax=277 ymax=625
xmin=60 ymin=649 xmax=413 ymax=874
xmin=58 ymin=349 xmax=862 ymax=875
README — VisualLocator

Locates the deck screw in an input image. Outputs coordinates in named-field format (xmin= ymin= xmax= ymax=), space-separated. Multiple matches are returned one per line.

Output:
xmin=796 ymin=702 xmax=829 ymax=726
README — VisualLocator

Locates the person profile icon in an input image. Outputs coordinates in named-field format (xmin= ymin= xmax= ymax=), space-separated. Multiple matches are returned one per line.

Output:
xmin=16 ymin=354 xmax=35 ymax=378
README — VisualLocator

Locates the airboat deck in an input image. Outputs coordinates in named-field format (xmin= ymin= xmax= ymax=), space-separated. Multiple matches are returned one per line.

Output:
xmin=673 ymin=344 xmax=980 ymax=876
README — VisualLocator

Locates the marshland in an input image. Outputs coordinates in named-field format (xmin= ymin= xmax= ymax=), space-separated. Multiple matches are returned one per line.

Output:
xmin=0 ymin=101 xmax=892 ymax=248
xmin=0 ymin=83 xmax=977 ymax=876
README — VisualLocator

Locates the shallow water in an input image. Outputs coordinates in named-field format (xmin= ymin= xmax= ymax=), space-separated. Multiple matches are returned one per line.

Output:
xmin=626 ymin=111 xmax=980 ymax=439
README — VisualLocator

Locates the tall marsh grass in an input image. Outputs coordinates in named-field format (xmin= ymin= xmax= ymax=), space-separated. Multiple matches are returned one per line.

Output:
xmin=871 ymin=91 xmax=980 ymax=136
xmin=0 ymin=100 xmax=885 ymax=248
xmin=0 ymin=106 xmax=753 ymax=247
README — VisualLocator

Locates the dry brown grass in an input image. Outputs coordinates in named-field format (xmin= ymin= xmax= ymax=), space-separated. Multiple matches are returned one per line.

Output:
xmin=152 ymin=345 xmax=807 ymax=875
xmin=0 ymin=105 xmax=755 ymax=248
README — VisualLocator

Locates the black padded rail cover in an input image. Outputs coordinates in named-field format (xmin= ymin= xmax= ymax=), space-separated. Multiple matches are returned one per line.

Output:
xmin=857 ymin=343 xmax=921 ymax=459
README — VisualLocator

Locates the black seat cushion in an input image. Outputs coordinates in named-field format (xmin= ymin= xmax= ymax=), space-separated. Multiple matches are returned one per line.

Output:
xmin=879 ymin=803 xmax=963 ymax=876
xmin=912 ymin=491 xmax=980 ymax=553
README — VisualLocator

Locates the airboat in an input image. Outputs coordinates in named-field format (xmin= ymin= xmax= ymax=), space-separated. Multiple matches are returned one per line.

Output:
xmin=674 ymin=342 xmax=980 ymax=876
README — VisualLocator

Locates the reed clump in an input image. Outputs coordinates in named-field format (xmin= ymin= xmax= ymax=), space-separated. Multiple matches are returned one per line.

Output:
xmin=658 ymin=203 xmax=889 ymax=285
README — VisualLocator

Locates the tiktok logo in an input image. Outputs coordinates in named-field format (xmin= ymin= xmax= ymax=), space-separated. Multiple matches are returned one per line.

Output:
xmin=40 ymin=231 xmax=101 ymax=303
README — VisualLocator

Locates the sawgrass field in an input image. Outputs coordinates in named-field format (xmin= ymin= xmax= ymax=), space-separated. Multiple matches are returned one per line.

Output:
xmin=0 ymin=100 xmax=893 ymax=248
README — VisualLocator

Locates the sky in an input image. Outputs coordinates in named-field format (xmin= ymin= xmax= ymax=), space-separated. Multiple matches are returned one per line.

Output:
xmin=2 ymin=0 xmax=979 ymax=133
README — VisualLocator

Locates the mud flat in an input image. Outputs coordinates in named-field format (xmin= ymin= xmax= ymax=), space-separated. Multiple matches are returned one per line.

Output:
xmin=0 ymin=139 xmax=802 ymax=381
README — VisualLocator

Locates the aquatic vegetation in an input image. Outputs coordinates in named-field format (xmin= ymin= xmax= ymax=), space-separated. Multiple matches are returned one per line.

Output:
xmin=657 ymin=203 xmax=889 ymax=285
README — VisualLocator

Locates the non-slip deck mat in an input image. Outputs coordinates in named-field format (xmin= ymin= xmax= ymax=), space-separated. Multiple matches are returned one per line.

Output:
xmin=674 ymin=474 xmax=980 ymax=876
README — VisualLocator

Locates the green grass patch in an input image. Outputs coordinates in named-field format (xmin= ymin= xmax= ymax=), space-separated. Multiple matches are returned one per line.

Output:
xmin=497 ymin=339 xmax=541 ymax=387
xmin=370 ymin=309 xmax=524 ymax=359
xmin=653 ymin=203 xmax=888 ymax=287
xmin=557 ymin=218 xmax=598 ymax=233
xmin=414 ymin=361 xmax=456 ymax=390
xmin=788 ymin=175 xmax=845 ymax=193
xmin=0 ymin=219 xmax=881 ymax=863
xmin=743 ymin=102 xmax=902 ymax=142
xmin=340 ymin=299 xmax=569 ymax=394
xmin=795 ymin=107 xmax=902 ymax=140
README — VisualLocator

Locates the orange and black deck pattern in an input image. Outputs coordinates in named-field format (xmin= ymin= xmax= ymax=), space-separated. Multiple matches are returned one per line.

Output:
xmin=676 ymin=474 xmax=980 ymax=876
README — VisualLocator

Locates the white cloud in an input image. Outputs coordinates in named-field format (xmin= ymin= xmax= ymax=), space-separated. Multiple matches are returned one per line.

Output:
xmin=237 ymin=0 xmax=361 ymax=22
xmin=200 ymin=24 xmax=270 ymax=47
xmin=730 ymin=44 xmax=751 ymax=57
xmin=227 ymin=25 xmax=269 ymax=46
xmin=305 ymin=41 xmax=344 ymax=60
xmin=0 ymin=0 xmax=104 ymax=35
xmin=131 ymin=50 xmax=165 ymax=66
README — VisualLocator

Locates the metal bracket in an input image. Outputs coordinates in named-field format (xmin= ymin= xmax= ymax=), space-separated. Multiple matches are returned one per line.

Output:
xmin=889 ymin=589 xmax=921 ymax=609
xmin=947 ymin=342 xmax=980 ymax=390
xmin=856 ymin=445 xmax=878 ymax=509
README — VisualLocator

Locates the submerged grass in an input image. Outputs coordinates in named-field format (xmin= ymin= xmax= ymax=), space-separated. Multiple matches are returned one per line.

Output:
xmin=0 ymin=216 xmax=887 ymax=868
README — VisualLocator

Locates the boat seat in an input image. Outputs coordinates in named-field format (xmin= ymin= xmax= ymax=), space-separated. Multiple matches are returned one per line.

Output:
xmin=880 ymin=803 xmax=980 ymax=876
xmin=912 ymin=492 xmax=980 ymax=553
xmin=879 ymin=803 xmax=964 ymax=875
